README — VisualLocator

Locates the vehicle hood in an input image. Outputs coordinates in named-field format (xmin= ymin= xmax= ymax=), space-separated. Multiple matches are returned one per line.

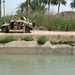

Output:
xmin=1 ymin=23 xmax=9 ymax=27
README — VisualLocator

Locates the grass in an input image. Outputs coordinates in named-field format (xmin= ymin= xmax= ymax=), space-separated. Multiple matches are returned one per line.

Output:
xmin=23 ymin=35 xmax=34 ymax=41
xmin=0 ymin=35 xmax=16 ymax=44
xmin=50 ymin=40 xmax=75 ymax=46
xmin=29 ymin=12 xmax=75 ymax=31
xmin=37 ymin=35 xmax=47 ymax=44
xmin=1 ymin=12 xmax=75 ymax=31
xmin=0 ymin=15 xmax=13 ymax=25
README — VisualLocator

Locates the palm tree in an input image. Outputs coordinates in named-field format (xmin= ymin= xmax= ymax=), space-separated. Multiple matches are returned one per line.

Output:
xmin=26 ymin=0 xmax=29 ymax=19
xmin=43 ymin=0 xmax=52 ymax=14
xmin=17 ymin=0 xmax=46 ymax=18
xmin=29 ymin=0 xmax=38 ymax=11
xmin=48 ymin=0 xmax=51 ymax=14
xmin=19 ymin=2 xmax=26 ymax=12
xmin=0 ymin=0 xmax=1 ymax=22
xmin=52 ymin=0 xmax=67 ymax=13
xmin=18 ymin=0 xmax=28 ymax=19
xmin=58 ymin=0 xmax=67 ymax=13
xmin=29 ymin=0 xmax=45 ymax=11
xmin=70 ymin=0 xmax=75 ymax=10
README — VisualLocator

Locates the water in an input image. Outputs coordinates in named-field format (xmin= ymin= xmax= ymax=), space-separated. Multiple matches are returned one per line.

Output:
xmin=0 ymin=55 xmax=75 ymax=75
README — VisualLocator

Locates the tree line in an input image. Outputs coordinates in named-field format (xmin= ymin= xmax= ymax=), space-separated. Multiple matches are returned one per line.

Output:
xmin=0 ymin=0 xmax=75 ymax=31
xmin=16 ymin=0 xmax=75 ymax=17
xmin=0 ymin=0 xmax=75 ymax=21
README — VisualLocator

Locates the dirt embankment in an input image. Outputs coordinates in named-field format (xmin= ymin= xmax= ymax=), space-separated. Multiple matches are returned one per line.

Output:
xmin=0 ymin=30 xmax=75 ymax=55
xmin=0 ymin=40 xmax=75 ymax=55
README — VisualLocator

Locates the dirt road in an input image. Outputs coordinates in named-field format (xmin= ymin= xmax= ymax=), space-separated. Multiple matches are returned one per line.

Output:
xmin=0 ymin=30 xmax=75 ymax=36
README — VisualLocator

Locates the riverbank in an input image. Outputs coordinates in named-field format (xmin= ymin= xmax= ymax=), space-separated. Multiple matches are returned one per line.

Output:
xmin=0 ymin=40 xmax=75 ymax=55
xmin=0 ymin=30 xmax=75 ymax=55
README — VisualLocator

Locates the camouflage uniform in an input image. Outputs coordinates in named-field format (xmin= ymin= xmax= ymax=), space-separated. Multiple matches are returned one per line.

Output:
xmin=14 ymin=21 xmax=17 ymax=33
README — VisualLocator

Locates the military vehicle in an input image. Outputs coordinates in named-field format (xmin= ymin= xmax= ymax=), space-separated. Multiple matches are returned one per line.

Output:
xmin=0 ymin=17 xmax=35 ymax=33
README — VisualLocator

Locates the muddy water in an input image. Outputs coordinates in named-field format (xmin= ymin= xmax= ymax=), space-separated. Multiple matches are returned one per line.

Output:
xmin=0 ymin=55 xmax=75 ymax=75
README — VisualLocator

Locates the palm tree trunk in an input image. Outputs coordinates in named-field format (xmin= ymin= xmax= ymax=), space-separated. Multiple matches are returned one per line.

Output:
xmin=48 ymin=4 xmax=50 ymax=14
xmin=48 ymin=0 xmax=51 ymax=14
xmin=26 ymin=0 xmax=29 ymax=19
xmin=58 ymin=3 xmax=60 ymax=14
xmin=0 ymin=0 xmax=1 ymax=22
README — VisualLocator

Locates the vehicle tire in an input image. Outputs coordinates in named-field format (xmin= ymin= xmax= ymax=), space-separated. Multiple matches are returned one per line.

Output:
xmin=1 ymin=27 xmax=9 ymax=33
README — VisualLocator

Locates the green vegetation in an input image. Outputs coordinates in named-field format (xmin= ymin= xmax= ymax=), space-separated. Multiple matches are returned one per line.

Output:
xmin=0 ymin=34 xmax=75 ymax=47
xmin=0 ymin=0 xmax=75 ymax=31
xmin=50 ymin=41 xmax=75 ymax=46
xmin=0 ymin=35 xmax=16 ymax=44
xmin=17 ymin=0 xmax=67 ymax=14
xmin=23 ymin=35 xmax=34 ymax=41
xmin=15 ymin=0 xmax=75 ymax=31
xmin=0 ymin=15 xmax=13 ymax=25
xmin=32 ymin=14 xmax=75 ymax=31
xmin=37 ymin=35 xmax=47 ymax=44
xmin=1 ymin=14 xmax=75 ymax=31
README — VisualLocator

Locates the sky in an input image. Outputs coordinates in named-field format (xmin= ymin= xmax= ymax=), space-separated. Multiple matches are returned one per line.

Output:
xmin=1 ymin=0 xmax=73 ymax=17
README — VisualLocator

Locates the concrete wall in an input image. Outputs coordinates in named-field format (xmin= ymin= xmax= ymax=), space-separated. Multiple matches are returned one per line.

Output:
xmin=0 ymin=47 xmax=75 ymax=55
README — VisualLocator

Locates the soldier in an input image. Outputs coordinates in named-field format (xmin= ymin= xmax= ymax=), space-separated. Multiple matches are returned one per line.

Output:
xmin=25 ymin=25 xmax=31 ymax=33
xmin=22 ymin=23 xmax=25 ymax=33
xmin=14 ymin=15 xmax=20 ymax=20
xmin=14 ymin=21 xmax=17 ymax=33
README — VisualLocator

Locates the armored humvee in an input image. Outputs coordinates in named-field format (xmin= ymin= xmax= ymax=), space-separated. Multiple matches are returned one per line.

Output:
xmin=0 ymin=17 xmax=35 ymax=33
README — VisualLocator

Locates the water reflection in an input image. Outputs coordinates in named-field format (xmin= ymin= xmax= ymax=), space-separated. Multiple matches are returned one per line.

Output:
xmin=0 ymin=55 xmax=75 ymax=75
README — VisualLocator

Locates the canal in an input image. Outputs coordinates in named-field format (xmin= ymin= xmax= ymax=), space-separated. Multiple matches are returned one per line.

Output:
xmin=0 ymin=55 xmax=75 ymax=75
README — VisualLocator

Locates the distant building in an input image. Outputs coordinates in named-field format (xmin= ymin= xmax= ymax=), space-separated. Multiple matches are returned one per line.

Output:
xmin=60 ymin=11 xmax=75 ymax=16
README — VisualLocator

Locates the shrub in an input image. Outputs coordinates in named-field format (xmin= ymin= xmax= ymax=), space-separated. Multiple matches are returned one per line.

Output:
xmin=29 ymin=12 xmax=75 ymax=31
xmin=1 ymin=12 xmax=75 ymax=31
xmin=37 ymin=35 xmax=47 ymax=44
xmin=50 ymin=40 xmax=75 ymax=46
xmin=23 ymin=35 xmax=34 ymax=41
xmin=0 ymin=15 xmax=13 ymax=25
xmin=0 ymin=35 xmax=16 ymax=43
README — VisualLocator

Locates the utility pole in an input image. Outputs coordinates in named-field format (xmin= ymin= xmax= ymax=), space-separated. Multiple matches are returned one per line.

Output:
xmin=0 ymin=0 xmax=1 ymax=23
xmin=2 ymin=0 xmax=5 ymax=17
